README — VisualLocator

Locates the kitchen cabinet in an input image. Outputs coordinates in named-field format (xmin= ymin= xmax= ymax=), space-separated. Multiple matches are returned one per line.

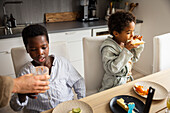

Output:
xmin=91 ymin=23 xmax=142 ymax=37
xmin=0 ymin=37 xmax=23 ymax=78
xmin=49 ymin=29 xmax=91 ymax=77
xmin=0 ymin=29 xmax=90 ymax=78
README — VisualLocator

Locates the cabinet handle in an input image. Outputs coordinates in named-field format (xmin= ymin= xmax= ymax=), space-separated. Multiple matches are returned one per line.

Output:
xmin=65 ymin=32 xmax=76 ymax=35
xmin=0 ymin=51 xmax=11 ymax=54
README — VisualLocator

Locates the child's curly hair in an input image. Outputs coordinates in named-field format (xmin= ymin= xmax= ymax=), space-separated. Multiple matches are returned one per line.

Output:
xmin=108 ymin=11 xmax=136 ymax=36
xmin=22 ymin=24 xmax=49 ymax=48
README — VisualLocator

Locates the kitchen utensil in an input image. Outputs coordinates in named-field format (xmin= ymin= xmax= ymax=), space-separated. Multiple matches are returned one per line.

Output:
xmin=143 ymin=87 xmax=155 ymax=113
xmin=128 ymin=103 xmax=135 ymax=113
xmin=129 ymin=3 xmax=138 ymax=12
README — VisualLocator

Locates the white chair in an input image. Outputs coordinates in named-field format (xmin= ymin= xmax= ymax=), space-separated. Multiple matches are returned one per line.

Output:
xmin=83 ymin=37 xmax=107 ymax=96
xmin=153 ymin=33 xmax=170 ymax=73
xmin=11 ymin=42 xmax=69 ymax=76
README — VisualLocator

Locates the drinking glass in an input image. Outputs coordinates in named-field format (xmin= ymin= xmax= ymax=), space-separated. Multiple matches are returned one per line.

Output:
xmin=31 ymin=66 xmax=50 ymax=106
xmin=166 ymin=92 xmax=170 ymax=113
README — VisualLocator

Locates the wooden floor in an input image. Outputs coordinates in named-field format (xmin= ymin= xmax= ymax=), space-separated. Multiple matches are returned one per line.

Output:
xmin=0 ymin=70 xmax=145 ymax=113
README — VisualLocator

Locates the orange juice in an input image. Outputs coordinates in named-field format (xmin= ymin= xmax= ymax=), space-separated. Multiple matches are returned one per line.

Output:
xmin=167 ymin=98 xmax=170 ymax=109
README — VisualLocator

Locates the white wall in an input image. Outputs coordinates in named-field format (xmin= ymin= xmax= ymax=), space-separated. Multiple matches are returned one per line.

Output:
xmin=126 ymin=0 xmax=170 ymax=75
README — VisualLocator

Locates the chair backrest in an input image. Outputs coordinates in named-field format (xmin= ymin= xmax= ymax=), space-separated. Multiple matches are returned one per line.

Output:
xmin=11 ymin=42 xmax=69 ymax=76
xmin=83 ymin=37 xmax=107 ymax=96
xmin=153 ymin=33 xmax=170 ymax=73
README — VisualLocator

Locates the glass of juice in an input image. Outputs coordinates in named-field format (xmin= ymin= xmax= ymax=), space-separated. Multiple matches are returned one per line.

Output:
xmin=166 ymin=92 xmax=170 ymax=113
xmin=31 ymin=66 xmax=50 ymax=106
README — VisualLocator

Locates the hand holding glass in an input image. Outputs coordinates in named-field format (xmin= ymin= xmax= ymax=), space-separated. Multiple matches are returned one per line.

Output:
xmin=31 ymin=66 xmax=51 ymax=106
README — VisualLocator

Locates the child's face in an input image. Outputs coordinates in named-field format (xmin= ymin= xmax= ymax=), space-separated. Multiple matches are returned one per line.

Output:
xmin=114 ymin=21 xmax=135 ymax=44
xmin=26 ymin=35 xmax=49 ymax=65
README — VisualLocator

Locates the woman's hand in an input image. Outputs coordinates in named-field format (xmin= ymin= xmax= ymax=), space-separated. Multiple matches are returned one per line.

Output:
xmin=13 ymin=74 xmax=50 ymax=94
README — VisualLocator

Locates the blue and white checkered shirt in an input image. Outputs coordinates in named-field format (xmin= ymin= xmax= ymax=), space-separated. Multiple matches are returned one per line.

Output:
xmin=10 ymin=55 xmax=86 ymax=113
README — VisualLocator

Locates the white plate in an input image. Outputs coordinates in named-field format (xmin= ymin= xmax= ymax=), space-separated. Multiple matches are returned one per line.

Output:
xmin=133 ymin=81 xmax=168 ymax=100
xmin=52 ymin=100 xmax=93 ymax=113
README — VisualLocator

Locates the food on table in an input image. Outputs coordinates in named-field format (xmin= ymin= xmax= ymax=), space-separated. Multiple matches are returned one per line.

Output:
xmin=134 ymin=85 xmax=149 ymax=96
xmin=167 ymin=98 xmax=170 ymax=109
xmin=69 ymin=107 xmax=82 ymax=113
xmin=116 ymin=98 xmax=135 ymax=113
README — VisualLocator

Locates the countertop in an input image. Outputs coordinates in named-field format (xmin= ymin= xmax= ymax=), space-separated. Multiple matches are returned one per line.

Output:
xmin=0 ymin=19 xmax=143 ymax=39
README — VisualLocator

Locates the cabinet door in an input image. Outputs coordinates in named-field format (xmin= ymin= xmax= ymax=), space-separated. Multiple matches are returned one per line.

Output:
xmin=66 ymin=30 xmax=91 ymax=61
xmin=0 ymin=52 xmax=15 ymax=77
xmin=0 ymin=37 xmax=23 ymax=52
xmin=0 ymin=37 xmax=23 ymax=78
xmin=66 ymin=29 xmax=91 ymax=77
xmin=49 ymin=32 xmax=67 ymax=43
xmin=49 ymin=32 xmax=67 ymax=57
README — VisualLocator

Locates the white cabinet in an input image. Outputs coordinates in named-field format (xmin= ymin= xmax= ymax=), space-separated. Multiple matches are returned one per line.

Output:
xmin=0 ymin=37 xmax=23 ymax=78
xmin=46 ymin=29 xmax=91 ymax=77
xmin=91 ymin=23 xmax=142 ymax=37
xmin=0 ymin=29 xmax=90 ymax=78
xmin=92 ymin=27 xmax=110 ymax=37
xmin=66 ymin=30 xmax=91 ymax=77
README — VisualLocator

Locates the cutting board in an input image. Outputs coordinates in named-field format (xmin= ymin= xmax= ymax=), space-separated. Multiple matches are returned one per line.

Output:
xmin=45 ymin=12 xmax=78 ymax=23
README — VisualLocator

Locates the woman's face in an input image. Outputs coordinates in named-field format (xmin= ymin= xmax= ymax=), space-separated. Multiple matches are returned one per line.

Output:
xmin=114 ymin=21 xmax=135 ymax=44
xmin=26 ymin=35 xmax=49 ymax=66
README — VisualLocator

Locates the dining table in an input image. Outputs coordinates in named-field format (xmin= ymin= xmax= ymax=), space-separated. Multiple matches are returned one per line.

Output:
xmin=42 ymin=68 xmax=170 ymax=113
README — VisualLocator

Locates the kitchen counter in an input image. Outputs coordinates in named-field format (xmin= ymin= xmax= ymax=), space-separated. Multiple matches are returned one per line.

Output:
xmin=0 ymin=19 xmax=143 ymax=39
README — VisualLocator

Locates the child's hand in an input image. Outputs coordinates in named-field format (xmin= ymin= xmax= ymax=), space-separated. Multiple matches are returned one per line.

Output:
xmin=124 ymin=40 xmax=139 ymax=50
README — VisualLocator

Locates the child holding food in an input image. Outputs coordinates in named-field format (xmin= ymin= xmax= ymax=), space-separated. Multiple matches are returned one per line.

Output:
xmin=10 ymin=24 xmax=85 ymax=113
xmin=99 ymin=11 xmax=144 ymax=91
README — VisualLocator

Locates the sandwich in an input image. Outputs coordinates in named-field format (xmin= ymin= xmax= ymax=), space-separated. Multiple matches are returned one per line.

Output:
xmin=127 ymin=35 xmax=145 ymax=45
xmin=131 ymin=39 xmax=145 ymax=45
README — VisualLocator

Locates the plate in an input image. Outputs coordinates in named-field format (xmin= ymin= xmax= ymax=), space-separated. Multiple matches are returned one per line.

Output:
xmin=52 ymin=100 xmax=93 ymax=113
xmin=110 ymin=95 xmax=144 ymax=113
xmin=133 ymin=81 xmax=168 ymax=100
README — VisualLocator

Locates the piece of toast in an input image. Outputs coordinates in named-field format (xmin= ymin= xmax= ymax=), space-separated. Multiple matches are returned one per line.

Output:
xmin=117 ymin=98 xmax=135 ymax=113
xmin=131 ymin=39 xmax=145 ymax=45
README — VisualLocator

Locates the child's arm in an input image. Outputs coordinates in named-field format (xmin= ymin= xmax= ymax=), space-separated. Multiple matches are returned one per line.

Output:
xmin=73 ymin=78 xmax=86 ymax=99
xmin=64 ymin=57 xmax=86 ymax=99
xmin=130 ymin=43 xmax=144 ymax=63
xmin=10 ymin=93 xmax=28 ymax=111
xmin=101 ymin=46 xmax=133 ymax=75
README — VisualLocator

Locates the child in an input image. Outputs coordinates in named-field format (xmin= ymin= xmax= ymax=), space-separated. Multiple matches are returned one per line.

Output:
xmin=99 ymin=11 xmax=144 ymax=91
xmin=10 ymin=24 xmax=86 ymax=113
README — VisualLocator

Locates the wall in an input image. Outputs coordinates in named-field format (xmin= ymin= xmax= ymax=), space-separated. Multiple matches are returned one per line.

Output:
xmin=0 ymin=0 xmax=108 ymax=26
xmin=126 ymin=0 xmax=170 ymax=75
